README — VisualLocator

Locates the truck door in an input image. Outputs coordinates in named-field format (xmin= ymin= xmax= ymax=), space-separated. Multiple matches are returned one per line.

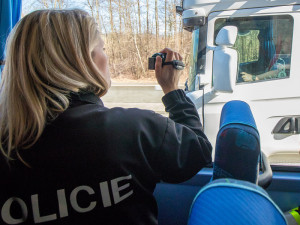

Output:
xmin=203 ymin=6 xmax=300 ymax=165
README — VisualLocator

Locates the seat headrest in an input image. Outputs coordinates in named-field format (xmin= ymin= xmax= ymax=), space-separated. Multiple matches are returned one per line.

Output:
xmin=220 ymin=100 xmax=257 ymax=130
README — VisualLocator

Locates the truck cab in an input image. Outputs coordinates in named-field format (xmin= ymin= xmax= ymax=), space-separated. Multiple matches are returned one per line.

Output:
xmin=153 ymin=2 xmax=300 ymax=224
xmin=180 ymin=0 xmax=300 ymax=165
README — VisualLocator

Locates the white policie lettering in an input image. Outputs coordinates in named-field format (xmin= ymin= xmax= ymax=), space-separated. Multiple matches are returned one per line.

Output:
xmin=1 ymin=175 xmax=133 ymax=224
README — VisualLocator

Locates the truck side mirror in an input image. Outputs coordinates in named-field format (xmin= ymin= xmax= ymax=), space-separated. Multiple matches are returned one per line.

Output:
xmin=212 ymin=26 xmax=238 ymax=93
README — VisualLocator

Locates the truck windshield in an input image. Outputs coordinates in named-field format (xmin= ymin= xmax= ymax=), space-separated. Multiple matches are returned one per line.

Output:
xmin=214 ymin=15 xmax=293 ymax=83
xmin=188 ymin=25 xmax=207 ymax=91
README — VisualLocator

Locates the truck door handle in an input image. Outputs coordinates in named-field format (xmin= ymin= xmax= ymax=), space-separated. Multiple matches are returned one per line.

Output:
xmin=272 ymin=117 xmax=300 ymax=134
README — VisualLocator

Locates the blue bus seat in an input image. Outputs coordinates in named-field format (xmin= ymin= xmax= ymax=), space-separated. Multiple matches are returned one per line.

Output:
xmin=213 ymin=100 xmax=261 ymax=184
xmin=187 ymin=178 xmax=287 ymax=225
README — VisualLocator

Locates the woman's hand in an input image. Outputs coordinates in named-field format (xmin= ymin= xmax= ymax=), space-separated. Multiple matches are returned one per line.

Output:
xmin=155 ymin=48 xmax=183 ymax=94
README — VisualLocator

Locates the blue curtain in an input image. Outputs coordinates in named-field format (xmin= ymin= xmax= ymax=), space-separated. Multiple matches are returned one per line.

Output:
xmin=260 ymin=19 xmax=276 ymax=69
xmin=0 ymin=0 xmax=22 ymax=74
xmin=253 ymin=18 xmax=276 ymax=73
xmin=264 ymin=20 xmax=276 ymax=64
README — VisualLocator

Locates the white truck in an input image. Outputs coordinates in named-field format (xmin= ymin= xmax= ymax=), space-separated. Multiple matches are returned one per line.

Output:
xmin=177 ymin=0 xmax=300 ymax=165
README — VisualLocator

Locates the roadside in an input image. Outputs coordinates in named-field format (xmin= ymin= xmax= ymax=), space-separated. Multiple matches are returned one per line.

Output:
xmin=110 ymin=71 xmax=188 ymax=86
xmin=102 ymin=76 xmax=187 ymax=116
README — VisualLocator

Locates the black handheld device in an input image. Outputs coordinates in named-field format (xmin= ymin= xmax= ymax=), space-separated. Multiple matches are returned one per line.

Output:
xmin=148 ymin=53 xmax=185 ymax=70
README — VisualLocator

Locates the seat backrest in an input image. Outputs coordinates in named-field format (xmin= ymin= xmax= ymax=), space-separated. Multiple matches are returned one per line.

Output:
xmin=187 ymin=179 xmax=287 ymax=225
xmin=212 ymin=100 xmax=261 ymax=184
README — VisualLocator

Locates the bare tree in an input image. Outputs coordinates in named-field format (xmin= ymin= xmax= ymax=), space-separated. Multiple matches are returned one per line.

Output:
xmin=38 ymin=0 xmax=67 ymax=9
xmin=86 ymin=0 xmax=102 ymax=34
xmin=24 ymin=0 xmax=192 ymax=81
xmin=155 ymin=0 xmax=159 ymax=50
xmin=165 ymin=0 xmax=167 ymax=46
xmin=173 ymin=0 xmax=178 ymax=49
xmin=118 ymin=0 xmax=123 ymax=33
xmin=146 ymin=0 xmax=149 ymax=35
xmin=108 ymin=0 xmax=114 ymax=33
xmin=137 ymin=0 xmax=141 ymax=35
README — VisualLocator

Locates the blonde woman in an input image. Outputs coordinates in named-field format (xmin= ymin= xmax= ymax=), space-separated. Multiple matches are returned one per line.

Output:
xmin=0 ymin=9 xmax=212 ymax=225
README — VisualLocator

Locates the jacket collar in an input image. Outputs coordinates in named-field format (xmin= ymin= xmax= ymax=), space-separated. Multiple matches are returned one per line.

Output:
xmin=69 ymin=91 xmax=104 ymax=106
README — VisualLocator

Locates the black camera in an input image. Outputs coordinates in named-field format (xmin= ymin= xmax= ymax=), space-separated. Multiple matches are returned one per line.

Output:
xmin=148 ymin=53 xmax=166 ymax=70
xmin=148 ymin=53 xmax=185 ymax=70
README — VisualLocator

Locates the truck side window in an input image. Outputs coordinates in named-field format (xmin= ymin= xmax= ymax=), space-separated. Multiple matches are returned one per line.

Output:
xmin=214 ymin=15 xmax=293 ymax=83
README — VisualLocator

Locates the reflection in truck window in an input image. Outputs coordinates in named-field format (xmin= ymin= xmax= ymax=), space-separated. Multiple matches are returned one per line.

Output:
xmin=214 ymin=15 xmax=293 ymax=83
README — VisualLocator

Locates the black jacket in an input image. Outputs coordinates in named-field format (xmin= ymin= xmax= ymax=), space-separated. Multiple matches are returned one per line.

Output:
xmin=1 ymin=89 xmax=212 ymax=225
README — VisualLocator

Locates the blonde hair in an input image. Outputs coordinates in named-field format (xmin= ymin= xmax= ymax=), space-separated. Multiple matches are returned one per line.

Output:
xmin=0 ymin=9 xmax=108 ymax=161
